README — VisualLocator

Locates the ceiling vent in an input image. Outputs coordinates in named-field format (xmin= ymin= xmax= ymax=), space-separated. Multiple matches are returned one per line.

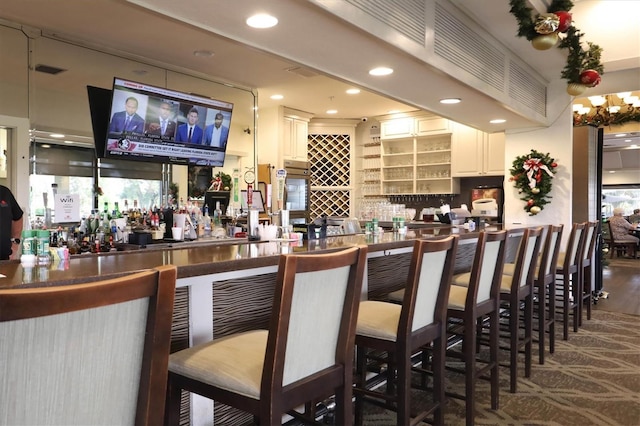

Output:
xmin=286 ymin=66 xmax=319 ymax=78
xmin=34 ymin=64 xmax=67 ymax=75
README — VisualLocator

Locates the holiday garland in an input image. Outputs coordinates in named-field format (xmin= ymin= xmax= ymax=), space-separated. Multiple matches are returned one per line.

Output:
xmin=509 ymin=150 xmax=558 ymax=215
xmin=509 ymin=0 xmax=604 ymax=95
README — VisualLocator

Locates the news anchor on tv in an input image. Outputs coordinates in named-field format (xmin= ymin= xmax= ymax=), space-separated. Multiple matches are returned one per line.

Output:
xmin=108 ymin=96 xmax=145 ymax=135
xmin=145 ymin=99 xmax=177 ymax=139
xmin=176 ymin=107 xmax=203 ymax=144
xmin=203 ymin=112 xmax=229 ymax=149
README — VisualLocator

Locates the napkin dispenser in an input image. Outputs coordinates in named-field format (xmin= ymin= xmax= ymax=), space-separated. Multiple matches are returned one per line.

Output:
xmin=471 ymin=198 xmax=499 ymax=217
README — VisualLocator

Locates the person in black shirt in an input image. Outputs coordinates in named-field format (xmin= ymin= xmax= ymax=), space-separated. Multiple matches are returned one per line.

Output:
xmin=0 ymin=185 xmax=23 ymax=260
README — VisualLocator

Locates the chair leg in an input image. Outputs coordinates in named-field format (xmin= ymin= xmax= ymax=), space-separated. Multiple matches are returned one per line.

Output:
xmin=509 ymin=300 xmax=519 ymax=394
xmin=334 ymin=383 xmax=350 ymax=426
xmin=397 ymin=349 xmax=411 ymax=426
xmin=489 ymin=310 xmax=499 ymax=411
xmin=548 ymin=281 xmax=556 ymax=355
xmin=524 ymin=295 xmax=533 ymax=379
xmin=433 ymin=336 xmax=445 ymax=426
xmin=572 ymin=272 xmax=580 ymax=333
xmin=562 ymin=273 xmax=569 ymax=341
xmin=537 ymin=283 xmax=546 ymax=365
xmin=464 ymin=319 xmax=477 ymax=426
xmin=354 ymin=345 xmax=366 ymax=426
xmin=164 ymin=373 xmax=182 ymax=426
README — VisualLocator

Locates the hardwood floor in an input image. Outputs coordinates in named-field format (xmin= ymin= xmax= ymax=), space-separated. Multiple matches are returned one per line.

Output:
xmin=595 ymin=256 xmax=640 ymax=316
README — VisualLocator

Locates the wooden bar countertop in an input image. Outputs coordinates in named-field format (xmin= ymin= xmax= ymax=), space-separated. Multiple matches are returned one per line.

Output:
xmin=0 ymin=224 xmax=510 ymax=290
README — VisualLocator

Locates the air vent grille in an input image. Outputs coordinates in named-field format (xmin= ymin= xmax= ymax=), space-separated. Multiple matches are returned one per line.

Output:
xmin=509 ymin=61 xmax=547 ymax=117
xmin=433 ymin=4 xmax=504 ymax=92
xmin=34 ymin=64 xmax=67 ymax=75
xmin=345 ymin=0 xmax=426 ymax=45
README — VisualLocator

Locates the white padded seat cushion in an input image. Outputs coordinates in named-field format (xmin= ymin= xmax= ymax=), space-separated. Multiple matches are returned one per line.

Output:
xmin=356 ymin=301 xmax=401 ymax=342
xmin=169 ymin=330 xmax=268 ymax=400
xmin=451 ymin=272 xmax=470 ymax=287
xmin=448 ymin=285 xmax=467 ymax=310
xmin=387 ymin=289 xmax=404 ymax=302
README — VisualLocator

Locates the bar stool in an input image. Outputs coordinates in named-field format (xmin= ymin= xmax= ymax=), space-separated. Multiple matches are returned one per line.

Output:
xmin=0 ymin=265 xmax=177 ymax=426
xmin=499 ymin=225 xmax=564 ymax=364
xmin=498 ymin=227 xmax=543 ymax=392
xmin=446 ymin=230 xmax=508 ymax=425
xmin=164 ymin=246 xmax=367 ymax=426
xmin=555 ymin=222 xmax=587 ymax=340
xmin=578 ymin=221 xmax=599 ymax=326
xmin=353 ymin=236 xmax=458 ymax=426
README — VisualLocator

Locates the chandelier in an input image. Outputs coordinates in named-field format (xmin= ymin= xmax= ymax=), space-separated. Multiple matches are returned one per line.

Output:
xmin=573 ymin=92 xmax=640 ymax=127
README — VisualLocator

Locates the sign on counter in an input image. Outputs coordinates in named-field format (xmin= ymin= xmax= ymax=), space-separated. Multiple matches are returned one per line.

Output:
xmin=54 ymin=193 xmax=80 ymax=223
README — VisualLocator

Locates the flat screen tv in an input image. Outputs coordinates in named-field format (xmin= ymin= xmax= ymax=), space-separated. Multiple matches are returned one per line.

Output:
xmin=204 ymin=191 xmax=230 ymax=215
xmin=103 ymin=77 xmax=234 ymax=166
xmin=87 ymin=85 xmax=112 ymax=158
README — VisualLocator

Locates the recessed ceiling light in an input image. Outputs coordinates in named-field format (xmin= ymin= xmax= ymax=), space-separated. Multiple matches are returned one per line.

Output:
xmin=41 ymin=144 xmax=51 ymax=148
xmin=440 ymin=98 xmax=461 ymax=104
xmin=63 ymin=140 xmax=74 ymax=144
xmin=369 ymin=67 xmax=393 ymax=76
xmin=270 ymin=94 xmax=284 ymax=100
xmin=489 ymin=119 xmax=506 ymax=124
xmin=615 ymin=133 xmax=627 ymax=137
xmin=631 ymin=144 xmax=638 ymax=148
xmin=132 ymin=69 xmax=148 ymax=76
xmin=346 ymin=88 xmax=360 ymax=95
xmin=246 ymin=13 xmax=278 ymax=28
xmin=193 ymin=50 xmax=214 ymax=57
xmin=609 ymin=170 xmax=616 ymax=173
xmin=49 ymin=133 xmax=65 ymax=138
xmin=326 ymin=109 xmax=338 ymax=114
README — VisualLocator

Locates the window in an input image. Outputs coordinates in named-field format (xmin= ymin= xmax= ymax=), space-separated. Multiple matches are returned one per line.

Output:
xmin=602 ymin=185 xmax=640 ymax=218
xmin=30 ymin=142 xmax=164 ymax=225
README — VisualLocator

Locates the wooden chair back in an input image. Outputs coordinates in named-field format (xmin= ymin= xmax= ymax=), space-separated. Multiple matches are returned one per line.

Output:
xmin=262 ymin=245 xmax=367 ymax=414
xmin=537 ymin=224 xmax=564 ymax=287
xmin=397 ymin=235 xmax=459 ymax=341
xmin=467 ymin=230 xmax=508 ymax=309
xmin=0 ymin=265 xmax=177 ymax=426
xmin=509 ymin=227 xmax=544 ymax=292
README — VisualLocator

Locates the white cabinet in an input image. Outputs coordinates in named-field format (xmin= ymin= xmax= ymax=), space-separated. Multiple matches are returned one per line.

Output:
xmin=451 ymin=123 xmax=505 ymax=177
xmin=380 ymin=134 xmax=459 ymax=195
xmin=282 ymin=115 xmax=309 ymax=161
xmin=380 ymin=115 xmax=450 ymax=139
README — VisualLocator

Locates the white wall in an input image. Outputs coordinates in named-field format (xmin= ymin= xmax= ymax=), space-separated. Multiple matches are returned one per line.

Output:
xmin=503 ymin=92 xmax=574 ymax=244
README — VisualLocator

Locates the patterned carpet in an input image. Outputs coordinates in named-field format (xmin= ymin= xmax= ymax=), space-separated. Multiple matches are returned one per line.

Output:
xmin=361 ymin=309 xmax=640 ymax=425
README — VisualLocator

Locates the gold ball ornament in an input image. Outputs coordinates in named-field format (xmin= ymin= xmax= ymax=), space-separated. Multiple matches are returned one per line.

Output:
xmin=529 ymin=206 xmax=541 ymax=215
xmin=534 ymin=13 xmax=560 ymax=34
xmin=531 ymin=187 xmax=540 ymax=194
xmin=531 ymin=32 xmax=559 ymax=50
xmin=567 ymin=83 xmax=587 ymax=96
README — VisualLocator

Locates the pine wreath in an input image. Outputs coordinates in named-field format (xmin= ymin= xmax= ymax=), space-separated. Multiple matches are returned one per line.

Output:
xmin=509 ymin=150 xmax=558 ymax=215
xmin=508 ymin=0 xmax=604 ymax=89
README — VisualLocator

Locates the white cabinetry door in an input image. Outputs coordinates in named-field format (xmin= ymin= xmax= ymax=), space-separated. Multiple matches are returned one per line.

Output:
xmin=451 ymin=123 xmax=483 ymax=177
xmin=451 ymin=123 xmax=505 ymax=177
xmin=282 ymin=116 xmax=309 ymax=161
xmin=380 ymin=116 xmax=451 ymax=139
xmin=483 ymin=132 xmax=505 ymax=176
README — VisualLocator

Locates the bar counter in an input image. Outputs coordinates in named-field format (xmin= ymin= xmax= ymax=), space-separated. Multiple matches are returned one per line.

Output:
xmin=0 ymin=224 xmax=506 ymax=290
xmin=0 ymin=224 xmax=518 ymax=425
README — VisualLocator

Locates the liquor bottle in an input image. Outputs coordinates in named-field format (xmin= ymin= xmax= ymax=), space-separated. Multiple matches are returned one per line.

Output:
xmin=203 ymin=204 xmax=212 ymax=235
xmin=114 ymin=201 xmax=122 ymax=218
xmin=213 ymin=201 xmax=222 ymax=227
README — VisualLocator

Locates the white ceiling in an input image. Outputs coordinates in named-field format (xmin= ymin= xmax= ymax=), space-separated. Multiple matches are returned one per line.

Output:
xmin=1 ymin=0 xmax=639 ymax=143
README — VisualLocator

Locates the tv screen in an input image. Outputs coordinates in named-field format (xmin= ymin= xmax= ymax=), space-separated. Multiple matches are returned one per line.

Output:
xmin=104 ymin=77 xmax=233 ymax=166
xmin=87 ymin=85 xmax=113 ymax=158
xmin=204 ymin=191 xmax=230 ymax=214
